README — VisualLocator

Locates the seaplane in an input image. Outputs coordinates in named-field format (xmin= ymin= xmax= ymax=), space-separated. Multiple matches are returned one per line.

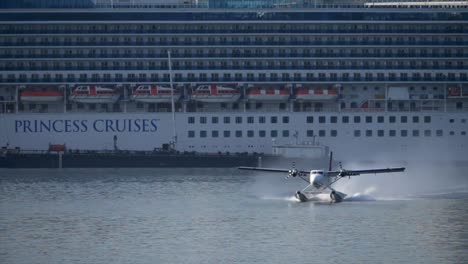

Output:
xmin=239 ymin=153 xmax=405 ymax=203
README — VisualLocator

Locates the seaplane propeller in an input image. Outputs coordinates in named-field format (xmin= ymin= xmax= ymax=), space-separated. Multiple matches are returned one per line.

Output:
xmin=287 ymin=169 xmax=299 ymax=178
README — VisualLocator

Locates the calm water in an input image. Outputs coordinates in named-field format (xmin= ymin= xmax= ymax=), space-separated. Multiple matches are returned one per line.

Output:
xmin=1 ymin=168 xmax=468 ymax=264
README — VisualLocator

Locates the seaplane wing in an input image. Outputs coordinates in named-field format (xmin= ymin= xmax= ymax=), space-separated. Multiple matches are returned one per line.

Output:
xmin=327 ymin=167 xmax=405 ymax=177
xmin=238 ymin=166 xmax=309 ymax=176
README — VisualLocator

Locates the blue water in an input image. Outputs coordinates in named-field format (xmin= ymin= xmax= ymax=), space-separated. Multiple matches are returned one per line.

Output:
xmin=1 ymin=168 xmax=467 ymax=264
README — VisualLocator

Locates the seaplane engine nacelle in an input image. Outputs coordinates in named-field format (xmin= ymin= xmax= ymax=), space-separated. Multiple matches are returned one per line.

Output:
xmin=310 ymin=171 xmax=325 ymax=188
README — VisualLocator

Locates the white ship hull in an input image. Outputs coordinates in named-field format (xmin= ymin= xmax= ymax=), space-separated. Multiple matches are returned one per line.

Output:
xmin=2 ymin=112 xmax=467 ymax=164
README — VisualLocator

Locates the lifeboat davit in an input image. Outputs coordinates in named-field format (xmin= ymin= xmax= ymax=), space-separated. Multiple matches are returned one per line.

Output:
xmin=191 ymin=85 xmax=240 ymax=103
xmin=131 ymin=85 xmax=181 ymax=103
xmin=247 ymin=88 xmax=289 ymax=101
xmin=20 ymin=90 xmax=64 ymax=102
xmin=296 ymin=88 xmax=338 ymax=100
xmin=69 ymin=86 xmax=120 ymax=104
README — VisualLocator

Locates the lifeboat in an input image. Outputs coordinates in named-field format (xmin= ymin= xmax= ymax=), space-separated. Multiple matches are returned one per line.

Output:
xmin=131 ymin=85 xmax=181 ymax=103
xmin=296 ymin=88 xmax=338 ymax=101
xmin=191 ymin=85 xmax=240 ymax=103
xmin=247 ymin=88 xmax=289 ymax=101
xmin=69 ymin=86 xmax=119 ymax=104
xmin=20 ymin=90 xmax=64 ymax=102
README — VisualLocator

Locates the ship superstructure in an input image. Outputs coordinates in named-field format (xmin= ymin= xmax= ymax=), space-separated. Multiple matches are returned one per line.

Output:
xmin=0 ymin=0 xmax=467 ymax=163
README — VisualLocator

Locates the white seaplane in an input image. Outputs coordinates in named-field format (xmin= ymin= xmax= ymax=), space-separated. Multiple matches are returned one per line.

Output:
xmin=239 ymin=153 xmax=405 ymax=203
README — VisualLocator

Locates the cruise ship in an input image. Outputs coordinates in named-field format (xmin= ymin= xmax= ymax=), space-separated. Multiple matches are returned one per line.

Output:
xmin=0 ymin=0 xmax=467 ymax=164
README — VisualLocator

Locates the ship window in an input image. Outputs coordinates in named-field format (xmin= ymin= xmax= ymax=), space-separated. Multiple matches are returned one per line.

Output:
xmin=200 ymin=117 xmax=207 ymax=124
xmin=89 ymin=104 xmax=96 ymax=111
xmin=342 ymin=116 xmax=349 ymax=123
xmin=200 ymin=131 xmax=207 ymax=138
xmin=306 ymin=116 xmax=314 ymax=123
xmin=188 ymin=131 xmax=195 ymax=138
xmin=259 ymin=130 xmax=266 ymax=137
xmin=259 ymin=116 xmax=266 ymax=124
xmin=282 ymin=130 xmax=289 ymax=137
xmin=224 ymin=117 xmax=231 ymax=124
xmin=212 ymin=131 xmax=219 ymax=138
xmin=449 ymin=131 xmax=455 ymax=136
xmin=271 ymin=130 xmax=278 ymax=137
xmin=319 ymin=116 xmax=326 ymax=123
xmin=401 ymin=130 xmax=408 ymax=137
xmin=271 ymin=116 xmax=277 ymax=124
xmin=212 ymin=117 xmax=218 ymax=124
xmin=424 ymin=116 xmax=431 ymax=123
xmin=462 ymin=131 xmax=467 ymax=136
xmin=330 ymin=116 xmax=337 ymax=123
xmin=413 ymin=116 xmax=419 ymax=123
xmin=319 ymin=130 xmax=325 ymax=137
xmin=377 ymin=116 xmax=384 ymax=123
xmin=436 ymin=130 xmax=443 ymax=137
xmin=365 ymin=116 xmax=372 ymax=123
xmin=77 ymin=103 xmax=84 ymax=110
xmin=223 ymin=131 xmax=231 ymax=137
xmin=247 ymin=130 xmax=254 ymax=137
xmin=188 ymin=116 xmax=195 ymax=124
xmin=462 ymin=119 xmax=466 ymax=123
xmin=449 ymin=119 xmax=454 ymax=123
xmin=413 ymin=130 xmax=420 ymax=137
xmin=331 ymin=130 xmax=337 ymax=137
xmin=378 ymin=130 xmax=384 ymax=137
xmin=247 ymin=116 xmax=254 ymax=124
xmin=354 ymin=116 xmax=361 ymax=123
xmin=401 ymin=116 xmax=408 ymax=123
xmin=366 ymin=130 xmax=372 ymax=137
xmin=389 ymin=116 xmax=396 ymax=123
xmin=389 ymin=130 xmax=396 ymax=137
xmin=235 ymin=130 xmax=242 ymax=137
xmin=235 ymin=116 xmax=242 ymax=124
xmin=424 ymin=130 xmax=431 ymax=137
xmin=307 ymin=130 xmax=314 ymax=137
xmin=354 ymin=130 xmax=361 ymax=137
xmin=282 ymin=116 xmax=289 ymax=124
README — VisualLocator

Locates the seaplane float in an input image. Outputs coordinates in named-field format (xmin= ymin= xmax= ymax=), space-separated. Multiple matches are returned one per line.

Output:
xmin=239 ymin=153 xmax=405 ymax=203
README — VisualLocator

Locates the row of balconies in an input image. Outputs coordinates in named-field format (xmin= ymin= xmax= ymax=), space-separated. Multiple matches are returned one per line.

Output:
xmin=3 ymin=40 xmax=468 ymax=46
xmin=2 ymin=65 xmax=466 ymax=71
xmin=2 ymin=76 xmax=467 ymax=84
xmin=2 ymin=53 xmax=466 ymax=59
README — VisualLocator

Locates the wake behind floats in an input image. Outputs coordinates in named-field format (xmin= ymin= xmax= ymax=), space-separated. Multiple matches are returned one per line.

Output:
xmin=239 ymin=152 xmax=405 ymax=203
